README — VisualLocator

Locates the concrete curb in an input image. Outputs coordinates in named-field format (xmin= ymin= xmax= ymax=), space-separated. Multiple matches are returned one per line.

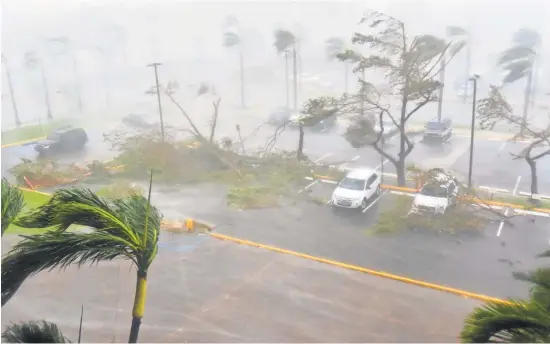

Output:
xmin=1 ymin=136 xmax=46 ymax=148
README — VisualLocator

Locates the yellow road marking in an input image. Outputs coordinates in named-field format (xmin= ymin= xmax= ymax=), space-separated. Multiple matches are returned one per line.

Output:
xmin=209 ymin=232 xmax=510 ymax=305
xmin=1 ymin=136 xmax=47 ymax=148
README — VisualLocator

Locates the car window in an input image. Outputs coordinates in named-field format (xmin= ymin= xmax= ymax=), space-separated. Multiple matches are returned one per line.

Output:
xmin=426 ymin=122 xmax=445 ymax=131
xmin=339 ymin=177 xmax=366 ymax=191
xmin=420 ymin=184 xmax=448 ymax=197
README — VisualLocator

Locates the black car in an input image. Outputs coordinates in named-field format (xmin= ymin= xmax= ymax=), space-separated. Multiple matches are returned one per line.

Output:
xmin=34 ymin=127 xmax=88 ymax=155
xmin=421 ymin=118 xmax=453 ymax=144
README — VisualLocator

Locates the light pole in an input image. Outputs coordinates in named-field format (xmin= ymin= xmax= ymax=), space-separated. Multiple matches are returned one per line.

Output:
xmin=467 ymin=74 xmax=480 ymax=190
xmin=147 ymin=62 xmax=165 ymax=141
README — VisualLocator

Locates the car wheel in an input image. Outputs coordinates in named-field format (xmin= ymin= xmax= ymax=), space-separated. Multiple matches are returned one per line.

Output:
xmin=376 ymin=185 xmax=381 ymax=196
xmin=360 ymin=198 xmax=368 ymax=210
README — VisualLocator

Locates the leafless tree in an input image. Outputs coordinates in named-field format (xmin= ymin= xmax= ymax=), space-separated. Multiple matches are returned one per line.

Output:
xmin=477 ymin=85 xmax=550 ymax=200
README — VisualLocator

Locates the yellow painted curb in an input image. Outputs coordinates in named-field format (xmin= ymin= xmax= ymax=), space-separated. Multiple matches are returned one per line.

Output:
xmin=1 ymin=136 xmax=47 ymax=148
xmin=210 ymin=232 xmax=510 ymax=305
xmin=17 ymin=187 xmax=52 ymax=196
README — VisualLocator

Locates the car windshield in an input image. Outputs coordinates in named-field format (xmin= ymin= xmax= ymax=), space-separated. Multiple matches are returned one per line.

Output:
xmin=339 ymin=178 xmax=365 ymax=191
xmin=420 ymin=184 xmax=448 ymax=197
xmin=426 ymin=121 xmax=446 ymax=131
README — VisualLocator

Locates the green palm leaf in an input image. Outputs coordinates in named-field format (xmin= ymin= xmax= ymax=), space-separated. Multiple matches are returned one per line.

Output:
xmin=514 ymin=268 xmax=550 ymax=309
xmin=3 ymin=187 xmax=162 ymax=306
xmin=1 ymin=231 xmax=133 ymax=306
xmin=460 ymin=300 xmax=550 ymax=342
xmin=1 ymin=178 xmax=25 ymax=235
xmin=2 ymin=320 xmax=70 ymax=343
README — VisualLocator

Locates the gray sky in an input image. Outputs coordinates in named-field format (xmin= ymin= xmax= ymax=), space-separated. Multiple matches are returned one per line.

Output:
xmin=2 ymin=0 xmax=549 ymax=126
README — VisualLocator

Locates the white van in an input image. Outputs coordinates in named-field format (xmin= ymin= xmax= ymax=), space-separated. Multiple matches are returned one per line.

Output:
xmin=331 ymin=168 xmax=381 ymax=210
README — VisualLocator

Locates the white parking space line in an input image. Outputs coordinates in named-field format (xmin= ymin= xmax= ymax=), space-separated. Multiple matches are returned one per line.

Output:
xmin=314 ymin=152 xmax=333 ymax=163
xmin=298 ymin=180 xmax=318 ymax=194
xmin=362 ymin=191 xmax=388 ymax=213
xmin=376 ymin=158 xmax=389 ymax=171
xmin=518 ymin=192 xmax=550 ymax=200
xmin=514 ymin=209 xmax=550 ymax=218
xmin=478 ymin=186 xmax=510 ymax=194
xmin=497 ymin=141 xmax=508 ymax=155
xmin=497 ymin=209 xmax=509 ymax=237
xmin=512 ymin=176 xmax=522 ymax=196
xmin=389 ymin=190 xmax=415 ymax=197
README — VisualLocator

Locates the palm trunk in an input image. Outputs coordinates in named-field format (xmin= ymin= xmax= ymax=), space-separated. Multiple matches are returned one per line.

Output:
xmin=344 ymin=62 xmax=349 ymax=94
xmin=72 ymin=54 xmax=83 ymax=114
xmin=40 ymin=62 xmax=53 ymax=120
xmin=285 ymin=53 xmax=289 ymax=108
xmin=239 ymin=49 xmax=245 ymax=108
xmin=3 ymin=57 xmax=21 ymax=127
xmin=292 ymin=46 xmax=298 ymax=110
xmin=520 ymin=68 xmax=533 ymax=137
xmin=128 ymin=270 xmax=148 ymax=343
xmin=297 ymin=125 xmax=305 ymax=160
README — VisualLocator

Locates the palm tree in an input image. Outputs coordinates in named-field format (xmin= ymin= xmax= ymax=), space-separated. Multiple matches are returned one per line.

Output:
xmin=498 ymin=28 xmax=541 ymax=137
xmin=24 ymin=51 xmax=53 ymax=120
xmin=446 ymin=26 xmax=471 ymax=103
xmin=1 ymin=178 xmax=25 ymax=236
xmin=223 ymin=30 xmax=246 ymax=108
xmin=274 ymin=29 xmax=297 ymax=110
xmin=325 ymin=37 xmax=349 ymax=93
xmin=460 ymin=251 xmax=550 ymax=342
xmin=2 ymin=175 xmax=162 ymax=343
xmin=2 ymin=321 xmax=70 ymax=343
xmin=1 ymin=54 xmax=22 ymax=127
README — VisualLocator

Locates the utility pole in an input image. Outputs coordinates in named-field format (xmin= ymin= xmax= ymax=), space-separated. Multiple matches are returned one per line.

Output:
xmin=467 ymin=74 xmax=479 ymax=190
xmin=147 ymin=62 xmax=165 ymax=140
xmin=1 ymin=55 xmax=22 ymax=127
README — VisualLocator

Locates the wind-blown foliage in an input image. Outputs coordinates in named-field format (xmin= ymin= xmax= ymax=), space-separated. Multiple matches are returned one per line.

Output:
xmin=273 ymin=29 xmax=296 ymax=53
xmin=1 ymin=178 xmax=24 ymax=235
xmin=2 ymin=182 xmax=161 ymax=343
xmin=499 ymin=28 xmax=540 ymax=83
xmin=314 ymin=11 xmax=464 ymax=185
xmin=2 ymin=320 xmax=70 ymax=343
xmin=461 ymin=253 xmax=550 ymax=342
xmin=325 ymin=37 xmax=346 ymax=60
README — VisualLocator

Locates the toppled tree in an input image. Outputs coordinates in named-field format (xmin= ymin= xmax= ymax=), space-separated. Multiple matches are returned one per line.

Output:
xmin=477 ymin=85 xmax=550 ymax=200
xmin=328 ymin=11 xmax=465 ymax=186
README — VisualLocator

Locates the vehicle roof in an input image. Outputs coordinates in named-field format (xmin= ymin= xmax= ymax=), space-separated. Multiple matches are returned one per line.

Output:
xmin=346 ymin=167 xmax=376 ymax=179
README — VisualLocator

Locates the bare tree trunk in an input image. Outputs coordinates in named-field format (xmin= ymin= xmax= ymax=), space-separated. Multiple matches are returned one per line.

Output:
xmin=526 ymin=156 xmax=538 ymax=199
xmin=2 ymin=55 xmax=21 ymax=127
xmin=297 ymin=125 xmax=306 ymax=160
xmin=239 ymin=49 xmax=245 ymax=108
xmin=520 ymin=68 xmax=533 ymax=137
xmin=209 ymin=98 xmax=222 ymax=143
xmin=292 ymin=46 xmax=298 ymax=110
xmin=437 ymin=53 xmax=446 ymax=122
xmin=397 ymin=79 xmax=410 ymax=187
xmin=285 ymin=52 xmax=289 ymax=108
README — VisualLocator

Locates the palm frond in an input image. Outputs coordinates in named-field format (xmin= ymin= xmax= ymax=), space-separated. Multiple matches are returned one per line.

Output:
xmin=2 ymin=320 xmax=70 ymax=343
xmin=15 ymin=188 xmax=161 ymax=249
xmin=273 ymin=29 xmax=295 ymax=53
xmin=460 ymin=300 xmax=550 ymax=342
xmin=325 ymin=37 xmax=345 ymax=60
xmin=514 ymin=268 xmax=550 ymax=309
xmin=2 ymin=231 xmax=134 ymax=306
xmin=498 ymin=46 xmax=536 ymax=65
xmin=223 ymin=31 xmax=241 ymax=47
xmin=501 ymin=60 xmax=532 ymax=84
xmin=446 ymin=26 xmax=468 ymax=37
xmin=513 ymin=28 xmax=541 ymax=48
xmin=1 ymin=178 xmax=25 ymax=235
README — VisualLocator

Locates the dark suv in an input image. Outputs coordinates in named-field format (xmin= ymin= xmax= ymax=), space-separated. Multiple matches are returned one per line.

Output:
xmin=34 ymin=127 xmax=88 ymax=156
